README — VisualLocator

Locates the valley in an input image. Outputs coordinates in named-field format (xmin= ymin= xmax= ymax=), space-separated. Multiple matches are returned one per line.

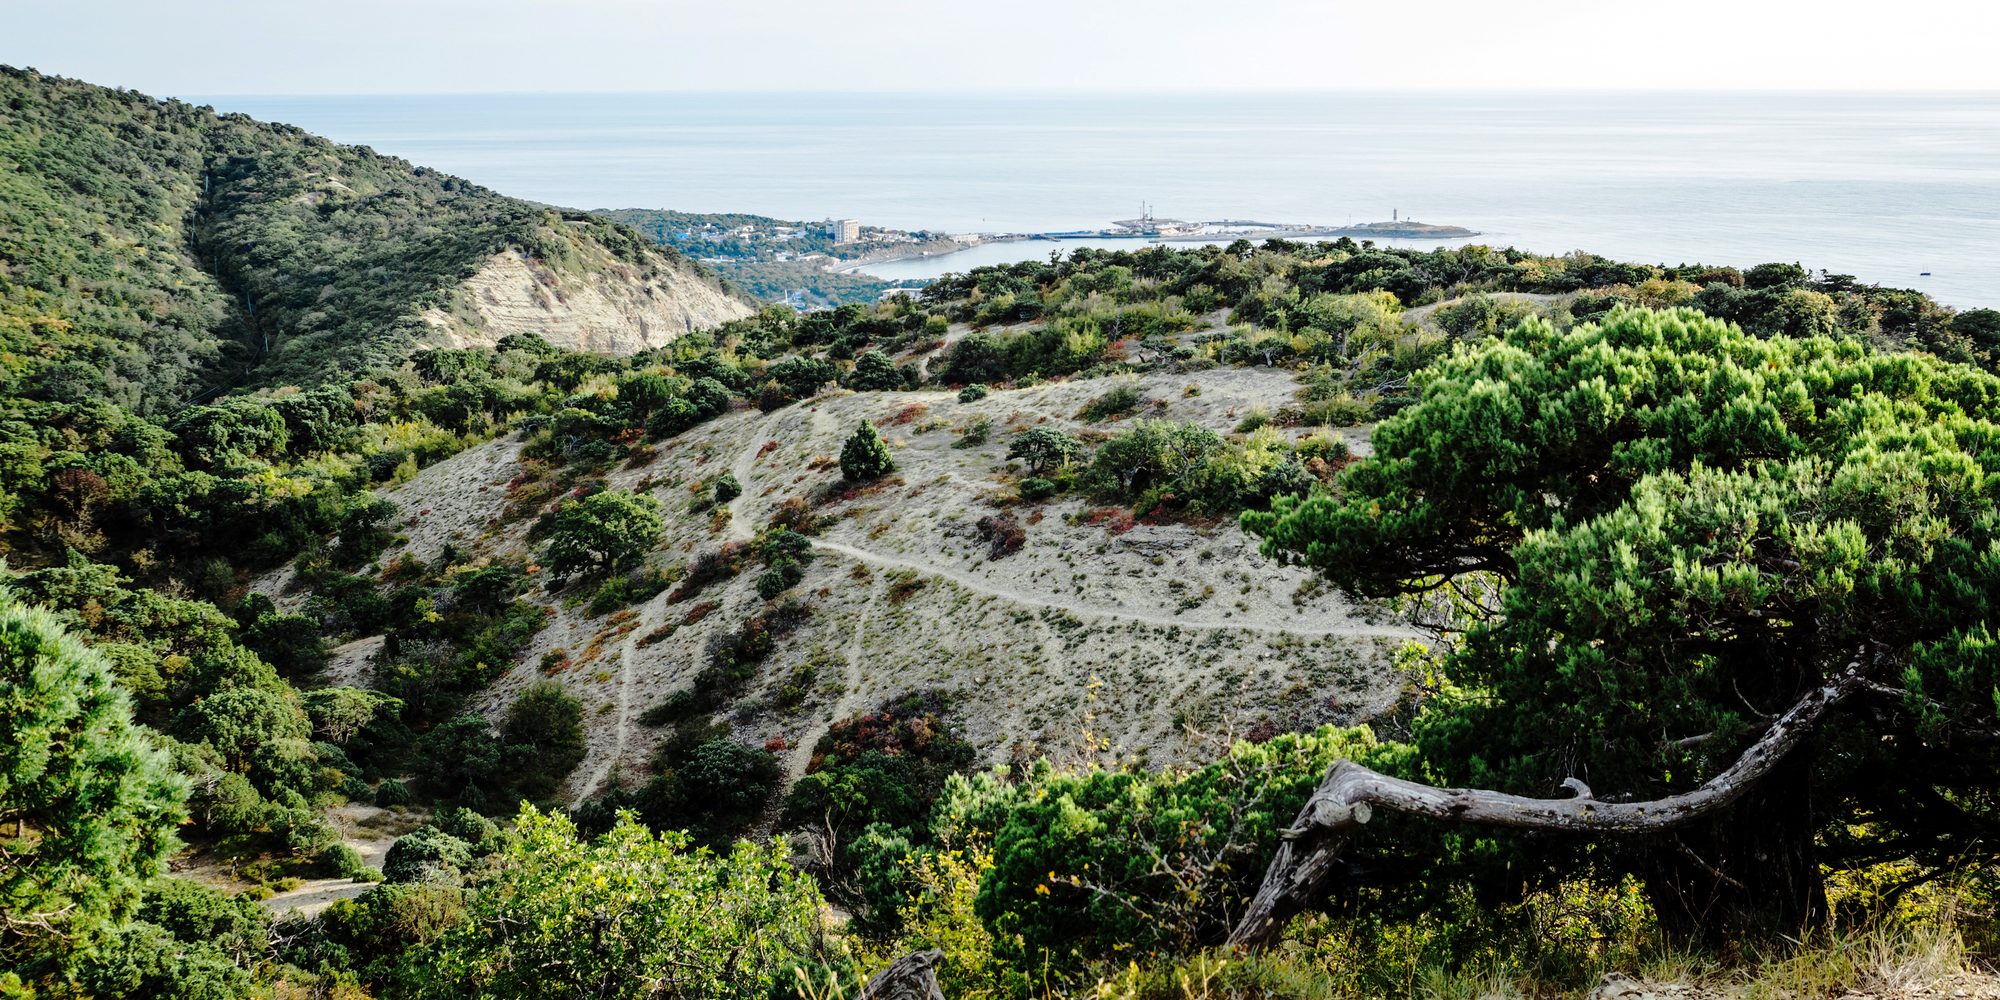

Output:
xmin=6 ymin=64 xmax=2000 ymax=1000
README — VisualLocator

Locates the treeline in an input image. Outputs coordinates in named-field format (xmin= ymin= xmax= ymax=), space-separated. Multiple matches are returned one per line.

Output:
xmin=921 ymin=240 xmax=2000 ymax=408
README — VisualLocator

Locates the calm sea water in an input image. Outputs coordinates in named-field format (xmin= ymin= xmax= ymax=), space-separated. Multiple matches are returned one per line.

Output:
xmin=200 ymin=92 xmax=2000 ymax=307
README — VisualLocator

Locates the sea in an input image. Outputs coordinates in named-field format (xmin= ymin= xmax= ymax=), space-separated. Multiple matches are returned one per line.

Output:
xmin=198 ymin=91 xmax=2000 ymax=308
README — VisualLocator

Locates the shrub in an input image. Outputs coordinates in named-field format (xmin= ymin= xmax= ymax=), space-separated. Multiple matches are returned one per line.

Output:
xmin=1018 ymin=477 xmax=1058 ymax=502
xmin=844 ymin=350 xmax=908 ymax=391
xmin=432 ymin=806 xmax=503 ymax=853
xmin=976 ymin=514 xmax=1027 ymax=560
xmin=382 ymin=827 xmax=473 ymax=885
xmin=374 ymin=778 xmax=412 ymax=806
xmin=1078 ymin=380 xmax=1141 ymax=421
xmin=640 ymin=739 xmax=783 ymax=847
xmin=756 ymin=564 xmax=804 ymax=600
xmin=839 ymin=421 xmax=895 ymax=482
xmin=780 ymin=692 xmax=977 ymax=933
xmin=1256 ymin=459 xmax=1316 ymax=504
xmin=502 ymin=682 xmax=587 ymax=798
xmin=954 ymin=417 xmax=993 ymax=448
xmin=669 ymin=542 xmax=750 ymax=603
xmin=318 ymin=842 xmax=371 ymax=880
xmin=393 ymin=807 xmax=836 ymax=1000
xmin=957 ymin=384 xmax=989 ymax=403
xmin=950 ymin=726 xmax=1412 ymax=974
xmin=586 ymin=567 xmax=675 ymax=616
xmin=711 ymin=473 xmax=741 ymax=504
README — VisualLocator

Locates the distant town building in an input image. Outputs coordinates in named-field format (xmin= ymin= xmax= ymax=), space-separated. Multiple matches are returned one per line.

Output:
xmin=826 ymin=218 xmax=861 ymax=243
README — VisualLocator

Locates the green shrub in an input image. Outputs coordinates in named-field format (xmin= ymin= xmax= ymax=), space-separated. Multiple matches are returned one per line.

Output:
xmin=1078 ymin=380 xmax=1141 ymax=421
xmin=318 ymin=842 xmax=371 ymax=880
xmin=374 ymin=778 xmax=412 ymax=807
xmin=711 ymin=473 xmax=742 ymax=503
xmin=502 ymin=682 xmax=587 ymax=798
xmin=946 ymin=726 xmax=1414 ymax=974
xmin=640 ymin=738 xmax=783 ymax=847
xmin=383 ymin=827 xmax=473 ymax=885
xmin=756 ymin=564 xmax=801 ymax=600
xmin=431 ymin=806 xmax=503 ymax=853
xmin=957 ymin=384 xmax=990 ymax=403
xmin=839 ymin=421 xmax=895 ymax=482
xmin=954 ymin=416 xmax=992 ymax=448
xmin=394 ymin=807 xmax=837 ymax=1000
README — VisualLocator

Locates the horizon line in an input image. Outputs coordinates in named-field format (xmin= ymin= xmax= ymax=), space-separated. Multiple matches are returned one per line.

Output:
xmin=180 ymin=85 xmax=2000 ymax=100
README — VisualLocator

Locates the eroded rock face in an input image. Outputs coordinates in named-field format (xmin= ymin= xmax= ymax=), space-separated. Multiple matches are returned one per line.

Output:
xmin=423 ymin=243 xmax=752 ymax=354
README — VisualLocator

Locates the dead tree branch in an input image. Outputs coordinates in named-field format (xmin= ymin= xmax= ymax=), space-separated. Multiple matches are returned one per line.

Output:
xmin=1226 ymin=651 xmax=1872 ymax=948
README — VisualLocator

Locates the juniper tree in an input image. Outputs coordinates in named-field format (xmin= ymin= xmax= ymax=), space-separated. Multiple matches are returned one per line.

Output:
xmin=1 ymin=599 xmax=186 ymax=981
xmin=1006 ymin=426 xmax=1082 ymax=476
xmin=1238 ymin=307 xmax=2000 ymax=944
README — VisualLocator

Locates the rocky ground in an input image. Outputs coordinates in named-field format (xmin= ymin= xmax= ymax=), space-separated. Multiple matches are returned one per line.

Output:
xmin=1587 ymin=970 xmax=2000 ymax=999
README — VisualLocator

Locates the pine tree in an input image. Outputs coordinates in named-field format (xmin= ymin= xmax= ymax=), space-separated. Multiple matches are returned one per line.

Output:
xmin=1 ymin=598 xmax=186 ymax=980
xmin=839 ymin=421 xmax=895 ymax=482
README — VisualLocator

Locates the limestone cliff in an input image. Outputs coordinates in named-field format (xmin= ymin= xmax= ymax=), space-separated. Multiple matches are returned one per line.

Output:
xmin=422 ymin=227 xmax=755 ymax=354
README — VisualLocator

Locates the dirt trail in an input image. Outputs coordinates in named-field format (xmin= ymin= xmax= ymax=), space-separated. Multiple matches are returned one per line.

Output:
xmin=570 ymin=590 xmax=660 ymax=809
xmin=806 ymin=536 xmax=1419 ymax=640
xmin=724 ymin=429 xmax=765 ymax=537
xmin=231 ymin=805 xmax=407 ymax=920
xmin=776 ymin=577 xmax=880 ymax=787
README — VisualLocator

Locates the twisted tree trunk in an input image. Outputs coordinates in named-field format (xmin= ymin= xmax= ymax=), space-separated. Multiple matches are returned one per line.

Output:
xmin=860 ymin=950 xmax=946 ymax=1000
xmin=1227 ymin=656 xmax=1869 ymax=948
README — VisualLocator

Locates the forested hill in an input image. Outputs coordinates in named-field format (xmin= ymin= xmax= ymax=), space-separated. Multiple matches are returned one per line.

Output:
xmin=0 ymin=66 xmax=751 ymax=413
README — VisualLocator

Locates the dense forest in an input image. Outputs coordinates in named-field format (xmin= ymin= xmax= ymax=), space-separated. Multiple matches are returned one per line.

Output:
xmin=7 ymin=68 xmax=2000 ymax=1000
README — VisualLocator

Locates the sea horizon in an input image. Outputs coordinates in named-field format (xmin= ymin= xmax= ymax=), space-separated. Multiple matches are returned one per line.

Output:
xmin=197 ymin=89 xmax=2000 ymax=307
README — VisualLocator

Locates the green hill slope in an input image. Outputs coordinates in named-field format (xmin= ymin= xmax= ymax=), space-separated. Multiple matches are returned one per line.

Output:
xmin=0 ymin=66 xmax=749 ymax=413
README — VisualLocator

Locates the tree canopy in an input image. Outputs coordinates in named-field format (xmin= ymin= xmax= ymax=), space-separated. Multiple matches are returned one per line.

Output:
xmin=0 ymin=597 xmax=186 ymax=980
xmin=542 ymin=490 xmax=664 ymax=582
xmin=396 ymin=806 xmax=837 ymax=1000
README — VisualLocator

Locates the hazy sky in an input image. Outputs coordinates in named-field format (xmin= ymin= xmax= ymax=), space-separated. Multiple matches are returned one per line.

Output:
xmin=6 ymin=0 xmax=1999 ymax=95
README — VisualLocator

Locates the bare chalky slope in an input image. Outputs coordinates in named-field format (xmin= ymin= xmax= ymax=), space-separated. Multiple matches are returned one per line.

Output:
xmin=342 ymin=367 xmax=1417 ymax=812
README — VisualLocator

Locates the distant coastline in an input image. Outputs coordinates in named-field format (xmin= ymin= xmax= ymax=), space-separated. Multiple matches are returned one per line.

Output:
xmin=833 ymin=216 xmax=1481 ymax=279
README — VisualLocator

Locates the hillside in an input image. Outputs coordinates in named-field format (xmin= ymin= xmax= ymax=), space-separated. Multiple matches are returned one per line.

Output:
xmin=7 ymin=99 xmax=2000 ymax=1000
xmin=305 ymin=366 xmax=1411 ymax=807
xmin=0 ymin=66 xmax=750 ymax=413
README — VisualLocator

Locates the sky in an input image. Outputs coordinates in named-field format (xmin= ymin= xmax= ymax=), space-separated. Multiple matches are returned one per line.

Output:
xmin=5 ymin=0 xmax=1999 ymax=95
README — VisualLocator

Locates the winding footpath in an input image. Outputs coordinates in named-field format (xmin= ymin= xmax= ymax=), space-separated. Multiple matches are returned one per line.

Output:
xmin=568 ymin=590 xmax=658 ymax=810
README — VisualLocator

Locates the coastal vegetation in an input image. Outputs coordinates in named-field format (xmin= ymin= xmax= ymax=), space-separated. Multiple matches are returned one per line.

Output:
xmin=6 ymin=66 xmax=2000 ymax=1000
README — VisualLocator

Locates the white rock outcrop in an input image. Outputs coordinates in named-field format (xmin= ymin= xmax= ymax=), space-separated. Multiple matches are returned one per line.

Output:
xmin=423 ymin=241 xmax=752 ymax=355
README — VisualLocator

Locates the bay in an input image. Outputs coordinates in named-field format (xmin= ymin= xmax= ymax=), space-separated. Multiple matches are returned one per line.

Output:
xmin=199 ymin=91 xmax=2000 ymax=307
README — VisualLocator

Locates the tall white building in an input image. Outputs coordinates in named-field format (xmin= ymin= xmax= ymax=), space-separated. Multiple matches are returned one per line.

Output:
xmin=827 ymin=218 xmax=861 ymax=243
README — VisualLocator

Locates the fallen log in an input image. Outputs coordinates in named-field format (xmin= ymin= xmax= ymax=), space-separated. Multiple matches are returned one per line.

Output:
xmin=1226 ymin=652 xmax=1871 ymax=948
